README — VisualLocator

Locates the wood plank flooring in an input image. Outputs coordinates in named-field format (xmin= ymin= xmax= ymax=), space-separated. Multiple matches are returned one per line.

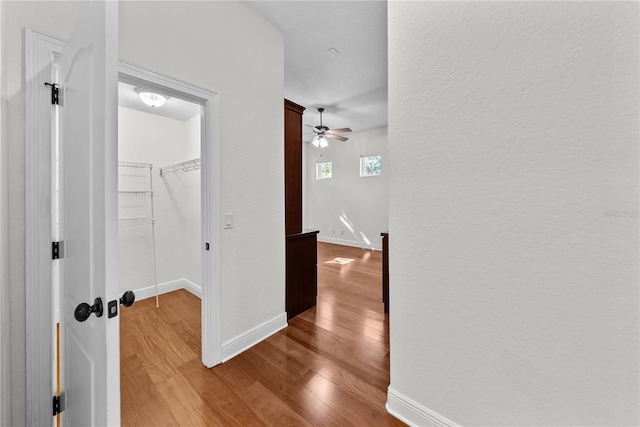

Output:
xmin=121 ymin=242 xmax=404 ymax=426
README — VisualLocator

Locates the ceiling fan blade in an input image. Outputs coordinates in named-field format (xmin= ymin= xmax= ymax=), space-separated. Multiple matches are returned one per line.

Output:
xmin=327 ymin=127 xmax=352 ymax=134
xmin=325 ymin=134 xmax=348 ymax=142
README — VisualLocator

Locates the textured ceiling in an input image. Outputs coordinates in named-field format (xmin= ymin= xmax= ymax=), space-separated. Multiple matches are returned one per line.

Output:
xmin=118 ymin=1 xmax=388 ymax=141
xmin=245 ymin=0 xmax=388 ymax=141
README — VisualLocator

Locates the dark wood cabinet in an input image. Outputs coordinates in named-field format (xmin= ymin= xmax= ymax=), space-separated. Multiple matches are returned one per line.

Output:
xmin=286 ymin=230 xmax=318 ymax=319
xmin=284 ymin=99 xmax=318 ymax=319
xmin=284 ymin=99 xmax=305 ymax=236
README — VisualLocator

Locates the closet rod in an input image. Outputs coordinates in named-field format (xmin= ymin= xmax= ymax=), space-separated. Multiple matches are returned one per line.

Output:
xmin=159 ymin=158 xmax=201 ymax=176
xmin=118 ymin=161 xmax=153 ymax=169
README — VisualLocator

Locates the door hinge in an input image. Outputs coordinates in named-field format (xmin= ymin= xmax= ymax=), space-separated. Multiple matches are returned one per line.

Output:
xmin=52 ymin=241 xmax=63 ymax=260
xmin=44 ymin=82 xmax=59 ymax=105
xmin=52 ymin=395 xmax=61 ymax=416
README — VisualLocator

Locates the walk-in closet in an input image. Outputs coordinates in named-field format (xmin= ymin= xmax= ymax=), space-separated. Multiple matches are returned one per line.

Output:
xmin=117 ymin=81 xmax=202 ymax=306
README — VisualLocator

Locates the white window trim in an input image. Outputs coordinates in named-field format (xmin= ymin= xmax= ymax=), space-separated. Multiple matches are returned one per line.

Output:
xmin=360 ymin=154 xmax=381 ymax=177
xmin=316 ymin=161 xmax=333 ymax=180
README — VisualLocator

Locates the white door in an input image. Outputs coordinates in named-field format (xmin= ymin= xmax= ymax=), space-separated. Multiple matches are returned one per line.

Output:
xmin=56 ymin=1 xmax=119 ymax=425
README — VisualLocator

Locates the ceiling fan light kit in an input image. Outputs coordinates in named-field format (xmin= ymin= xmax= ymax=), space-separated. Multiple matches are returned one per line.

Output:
xmin=307 ymin=107 xmax=352 ymax=148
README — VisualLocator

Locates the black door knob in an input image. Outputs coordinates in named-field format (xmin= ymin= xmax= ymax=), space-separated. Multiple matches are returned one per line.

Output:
xmin=120 ymin=291 xmax=135 ymax=307
xmin=74 ymin=297 xmax=103 ymax=322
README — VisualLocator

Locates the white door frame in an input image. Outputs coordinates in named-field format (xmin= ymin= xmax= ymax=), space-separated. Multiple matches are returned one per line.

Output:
xmin=25 ymin=28 xmax=221 ymax=426
xmin=117 ymin=61 xmax=222 ymax=369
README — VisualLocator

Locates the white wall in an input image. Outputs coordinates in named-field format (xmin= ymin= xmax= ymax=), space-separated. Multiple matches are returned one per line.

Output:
xmin=388 ymin=2 xmax=639 ymax=426
xmin=304 ymin=126 xmax=389 ymax=249
xmin=118 ymin=107 xmax=201 ymax=294
xmin=118 ymin=1 xmax=285 ymax=344
xmin=183 ymin=114 xmax=202 ymax=286
xmin=0 ymin=2 xmax=284 ymax=424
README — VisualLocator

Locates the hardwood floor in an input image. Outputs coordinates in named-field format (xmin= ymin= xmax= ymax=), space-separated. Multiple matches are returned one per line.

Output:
xmin=120 ymin=242 xmax=404 ymax=426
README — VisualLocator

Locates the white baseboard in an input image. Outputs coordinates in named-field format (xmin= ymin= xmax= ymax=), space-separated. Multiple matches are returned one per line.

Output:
xmin=317 ymin=235 xmax=382 ymax=251
xmin=221 ymin=312 xmax=288 ymax=362
xmin=386 ymin=387 xmax=460 ymax=427
xmin=182 ymin=278 xmax=202 ymax=298
xmin=129 ymin=280 xmax=284 ymax=364
xmin=128 ymin=278 xmax=202 ymax=301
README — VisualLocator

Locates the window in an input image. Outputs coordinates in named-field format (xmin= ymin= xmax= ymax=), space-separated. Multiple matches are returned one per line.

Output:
xmin=360 ymin=155 xmax=381 ymax=177
xmin=316 ymin=161 xmax=332 ymax=180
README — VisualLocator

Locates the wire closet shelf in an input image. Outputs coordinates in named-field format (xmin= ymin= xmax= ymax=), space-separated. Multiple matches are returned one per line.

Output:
xmin=159 ymin=158 xmax=201 ymax=176
xmin=118 ymin=161 xmax=160 ymax=307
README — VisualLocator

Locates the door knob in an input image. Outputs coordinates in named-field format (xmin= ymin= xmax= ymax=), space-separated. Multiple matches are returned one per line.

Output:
xmin=120 ymin=290 xmax=135 ymax=307
xmin=74 ymin=297 xmax=103 ymax=322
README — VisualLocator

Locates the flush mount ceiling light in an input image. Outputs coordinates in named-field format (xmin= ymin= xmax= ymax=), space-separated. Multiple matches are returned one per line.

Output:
xmin=136 ymin=88 xmax=167 ymax=108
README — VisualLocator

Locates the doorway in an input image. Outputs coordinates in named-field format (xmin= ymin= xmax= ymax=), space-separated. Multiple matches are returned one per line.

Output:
xmin=117 ymin=82 xmax=202 ymax=303
xmin=118 ymin=63 xmax=221 ymax=369
xmin=117 ymin=84 xmax=205 ymax=420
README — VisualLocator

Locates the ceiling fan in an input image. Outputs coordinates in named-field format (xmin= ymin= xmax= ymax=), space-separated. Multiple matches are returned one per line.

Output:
xmin=306 ymin=107 xmax=352 ymax=148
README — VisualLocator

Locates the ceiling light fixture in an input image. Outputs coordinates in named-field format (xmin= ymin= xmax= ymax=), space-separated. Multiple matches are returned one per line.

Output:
xmin=136 ymin=88 xmax=167 ymax=108
xmin=311 ymin=136 xmax=329 ymax=148
xmin=308 ymin=107 xmax=351 ymax=148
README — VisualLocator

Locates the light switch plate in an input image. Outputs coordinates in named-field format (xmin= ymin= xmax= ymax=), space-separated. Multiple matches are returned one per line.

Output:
xmin=224 ymin=213 xmax=233 ymax=229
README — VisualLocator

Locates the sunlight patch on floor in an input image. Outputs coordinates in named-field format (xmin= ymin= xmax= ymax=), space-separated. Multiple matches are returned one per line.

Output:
xmin=325 ymin=257 xmax=354 ymax=265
